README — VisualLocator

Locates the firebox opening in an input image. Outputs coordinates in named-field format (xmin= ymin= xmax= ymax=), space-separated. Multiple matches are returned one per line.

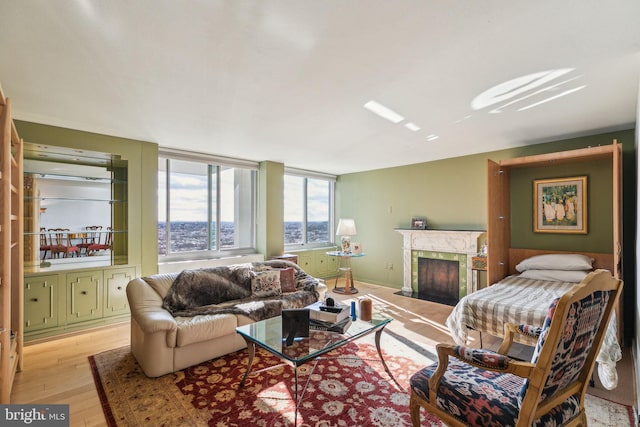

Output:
xmin=417 ymin=257 xmax=459 ymax=306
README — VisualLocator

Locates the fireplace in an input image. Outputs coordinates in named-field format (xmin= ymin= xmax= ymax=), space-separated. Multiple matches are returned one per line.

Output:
xmin=395 ymin=229 xmax=485 ymax=300
xmin=418 ymin=257 xmax=459 ymax=306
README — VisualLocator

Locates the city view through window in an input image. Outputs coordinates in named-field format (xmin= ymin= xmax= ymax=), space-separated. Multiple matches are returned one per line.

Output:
xmin=158 ymin=220 xmax=330 ymax=255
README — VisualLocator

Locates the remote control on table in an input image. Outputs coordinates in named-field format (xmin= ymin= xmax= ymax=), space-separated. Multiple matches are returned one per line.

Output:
xmin=319 ymin=306 xmax=342 ymax=313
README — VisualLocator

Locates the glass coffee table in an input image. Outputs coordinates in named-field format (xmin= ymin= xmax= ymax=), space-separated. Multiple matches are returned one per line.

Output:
xmin=236 ymin=315 xmax=395 ymax=421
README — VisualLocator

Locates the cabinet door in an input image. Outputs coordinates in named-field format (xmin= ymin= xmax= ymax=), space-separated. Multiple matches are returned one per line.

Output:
xmin=298 ymin=254 xmax=314 ymax=275
xmin=316 ymin=253 xmax=329 ymax=276
xmin=486 ymin=159 xmax=510 ymax=285
xmin=66 ymin=270 xmax=103 ymax=323
xmin=24 ymin=275 xmax=58 ymax=332
xmin=327 ymin=254 xmax=339 ymax=276
xmin=104 ymin=267 xmax=135 ymax=317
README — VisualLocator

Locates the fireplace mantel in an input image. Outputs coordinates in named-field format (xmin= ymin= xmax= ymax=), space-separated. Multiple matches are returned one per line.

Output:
xmin=395 ymin=229 xmax=486 ymax=296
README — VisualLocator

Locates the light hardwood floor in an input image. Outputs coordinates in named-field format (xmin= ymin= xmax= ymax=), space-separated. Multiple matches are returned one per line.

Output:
xmin=10 ymin=280 xmax=636 ymax=426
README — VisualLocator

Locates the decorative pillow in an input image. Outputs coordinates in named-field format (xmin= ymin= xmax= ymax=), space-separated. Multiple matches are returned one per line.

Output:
xmin=279 ymin=267 xmax=297 ymax=293
xmin=251 ymin=270 xmax=282 ymax=298
xmin=515 ymin=254 xmax=594 ymax=272
xmin=519 ymin=269 xmax=591 ymax=283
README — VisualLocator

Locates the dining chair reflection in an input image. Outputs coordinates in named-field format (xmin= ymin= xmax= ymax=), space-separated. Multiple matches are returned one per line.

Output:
xmin=78 ymin=225 xmax=102 ymax=256
xmin=39 ymin=227 xmax=51 ymax=260
xmin=87 ymin=227 xmax=112 ymax=255
xmin=49 ymin=228 xmax=80 ymax=258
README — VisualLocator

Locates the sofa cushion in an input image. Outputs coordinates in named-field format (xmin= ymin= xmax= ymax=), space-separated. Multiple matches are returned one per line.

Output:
xmin=143 ymin=273 xmax=179 ymax=298
xmin=251 ymin=270 xmax=282 ymax=297
xmin=175 ymin=313 xmax=238 ymax=347
xmin=279 ymin=267 xmax=297 ymax=293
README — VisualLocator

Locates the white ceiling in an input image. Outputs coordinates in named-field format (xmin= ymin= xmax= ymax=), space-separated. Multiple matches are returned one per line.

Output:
xmin=1 ymin=1 xmax=639 ymax=175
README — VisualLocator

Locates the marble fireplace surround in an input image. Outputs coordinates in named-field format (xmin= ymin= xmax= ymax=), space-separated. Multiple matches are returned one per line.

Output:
xmin=395 ymin=229 xmax=486 ymax=297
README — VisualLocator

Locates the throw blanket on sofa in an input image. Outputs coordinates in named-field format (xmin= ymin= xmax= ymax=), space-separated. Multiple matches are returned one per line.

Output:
xmin=162 ymin=261 xmax=320 ymax=321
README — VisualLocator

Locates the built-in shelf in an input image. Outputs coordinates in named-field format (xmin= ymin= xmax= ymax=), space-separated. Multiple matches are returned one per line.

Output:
xmin=23 ymin=144 xmax=129 ymax=272
xmin=0 ymin=85 xmax=24 ymax=403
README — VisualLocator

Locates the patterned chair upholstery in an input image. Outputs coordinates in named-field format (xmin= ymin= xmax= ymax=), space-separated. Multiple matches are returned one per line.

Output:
xmin=409 ymin=269 xmax=622 ymax=427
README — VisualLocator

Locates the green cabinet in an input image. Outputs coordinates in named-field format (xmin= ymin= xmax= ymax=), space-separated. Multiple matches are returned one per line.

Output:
xmin=292 ymin=249 xmax=339 ymax=279
xmin=327 ymin=254 xmax=338 ymax=274
xmin=298 ymin=253 xmax=313 ymax=274
xmin=24 ymin=275 xmax=58 ymax=332
xmin=316 ymin=253 xmax=329 ymax=276
xmin=66 ymin=270 xmax=103 ymax=324
xmin=24 ymin=264 xmax=138 ymax=340
xmin=104 ymin=267 xmax=135 ymax=317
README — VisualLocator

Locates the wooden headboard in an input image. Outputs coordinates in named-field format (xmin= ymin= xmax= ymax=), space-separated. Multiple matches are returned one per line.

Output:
xmin=508 ymin=248 xmax=614 ymax=276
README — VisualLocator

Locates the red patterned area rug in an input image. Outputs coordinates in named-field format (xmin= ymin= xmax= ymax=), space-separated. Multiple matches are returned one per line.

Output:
xmin=89 ymin=343 xmax=635 ymax=427
xmin=89 ymin=339 xmax=440 ymax=427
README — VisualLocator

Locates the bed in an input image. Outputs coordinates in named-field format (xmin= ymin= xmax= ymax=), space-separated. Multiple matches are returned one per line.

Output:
xmin=446 ymin=252 xmax=622 ymax=390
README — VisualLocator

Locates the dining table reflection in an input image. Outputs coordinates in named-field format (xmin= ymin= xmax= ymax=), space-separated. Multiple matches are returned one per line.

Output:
xmin=39 ymin=227 xmax=111 ymax=259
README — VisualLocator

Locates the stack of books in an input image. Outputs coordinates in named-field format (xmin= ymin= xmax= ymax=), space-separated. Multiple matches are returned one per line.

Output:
xmin=306 ymin=301 xmax=352 ymax=333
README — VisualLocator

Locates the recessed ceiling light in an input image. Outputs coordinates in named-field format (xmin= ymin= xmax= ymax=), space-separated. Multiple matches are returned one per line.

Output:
xmin=405 ymin=122 xmax=421 ymax=131
xmin=426 ymin=134 xmax=439 ymax=142
xmin=363 ymin=100 xmax=405 ymax=124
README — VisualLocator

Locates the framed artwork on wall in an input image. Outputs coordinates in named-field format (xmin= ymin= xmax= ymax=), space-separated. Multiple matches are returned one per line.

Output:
xmin=534 ymin=176 xmax=587 ymax=234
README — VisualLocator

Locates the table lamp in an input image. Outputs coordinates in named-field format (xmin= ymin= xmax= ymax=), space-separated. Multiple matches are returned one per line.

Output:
xmin=336 ymin=218 xmax=357 ymax=253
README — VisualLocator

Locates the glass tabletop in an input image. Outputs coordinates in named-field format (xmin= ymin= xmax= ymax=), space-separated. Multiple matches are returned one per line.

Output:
xmin=236 ymin=316 xmax=391 ymax=365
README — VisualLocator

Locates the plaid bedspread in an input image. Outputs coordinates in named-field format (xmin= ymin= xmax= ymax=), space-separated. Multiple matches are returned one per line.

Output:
xmin=445 ymin=274 xmax=622 ymax=389
xmin=446 ymin=275 xmax=575 ymax=346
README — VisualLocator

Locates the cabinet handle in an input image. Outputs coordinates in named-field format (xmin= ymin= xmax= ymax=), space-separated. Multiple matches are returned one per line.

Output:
xmin=30 ymin=298 xmax=38 ymax=302
xmin=117 ymin=286 xmax=122 ymax=290
xmin=81 ymin=291 xmax=87 ymax=295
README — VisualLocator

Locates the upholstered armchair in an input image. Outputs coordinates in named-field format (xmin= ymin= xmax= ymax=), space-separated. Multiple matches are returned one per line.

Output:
xmin=409 ymin=269 xmax=622 ymax=427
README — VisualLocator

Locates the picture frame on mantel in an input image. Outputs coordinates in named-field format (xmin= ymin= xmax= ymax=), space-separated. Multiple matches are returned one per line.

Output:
xmin=534 ymin=176 xmax=587 ymax=234
xmin=351 ymin=242 xmax=363 ymax=254
xmin=411 ymin=217 xmax=427 ymax=230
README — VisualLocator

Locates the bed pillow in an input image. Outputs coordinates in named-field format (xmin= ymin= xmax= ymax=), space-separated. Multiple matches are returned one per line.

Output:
xmin=519 ymin=269 xmax=591 ymax=283
xmin=251 ymin=270 xmax=282 ymax=298
xmin=515 ymin=254 xmax=594 ymax=272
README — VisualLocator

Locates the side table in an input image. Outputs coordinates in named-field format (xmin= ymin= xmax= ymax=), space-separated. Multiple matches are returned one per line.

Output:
xmin=326 ymin=251 xmax=365 ymax=295
xmin=471 ymin=256 xmax=487 ymax=293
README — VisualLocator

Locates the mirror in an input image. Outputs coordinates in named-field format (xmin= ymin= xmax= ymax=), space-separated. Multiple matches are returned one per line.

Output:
xmin=23 ymin=143 xmax=128 ymax=272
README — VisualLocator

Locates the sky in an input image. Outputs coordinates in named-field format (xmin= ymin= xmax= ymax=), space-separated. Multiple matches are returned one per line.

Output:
xmin=159 ymin=169 xmax=330 ymax=223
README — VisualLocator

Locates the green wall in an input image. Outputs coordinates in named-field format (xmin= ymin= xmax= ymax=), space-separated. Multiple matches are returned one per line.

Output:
xmin=337 ymin=129 xmax=636 ymax=293
xmin=510 ymin=159 xmax=612 ymax=251
xmin=257 ymin=161 xmax=285 ymax=258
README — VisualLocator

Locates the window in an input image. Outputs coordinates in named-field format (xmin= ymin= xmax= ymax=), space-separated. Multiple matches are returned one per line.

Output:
xmin=158 ymin=151 xmax=257 ymax=259
xmin=284 ymin=170 xmax=335 ymax=248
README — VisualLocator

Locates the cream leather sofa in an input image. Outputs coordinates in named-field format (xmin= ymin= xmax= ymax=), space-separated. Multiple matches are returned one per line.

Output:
xmin=126 ymin=262 xmax=327 ymax=377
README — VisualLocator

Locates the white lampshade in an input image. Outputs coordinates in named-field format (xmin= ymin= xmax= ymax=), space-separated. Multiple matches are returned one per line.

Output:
xmin=336 ymin=218 xmax=357 ymax=236
xmin=336 ymin=218 xmax=357 ymax=253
